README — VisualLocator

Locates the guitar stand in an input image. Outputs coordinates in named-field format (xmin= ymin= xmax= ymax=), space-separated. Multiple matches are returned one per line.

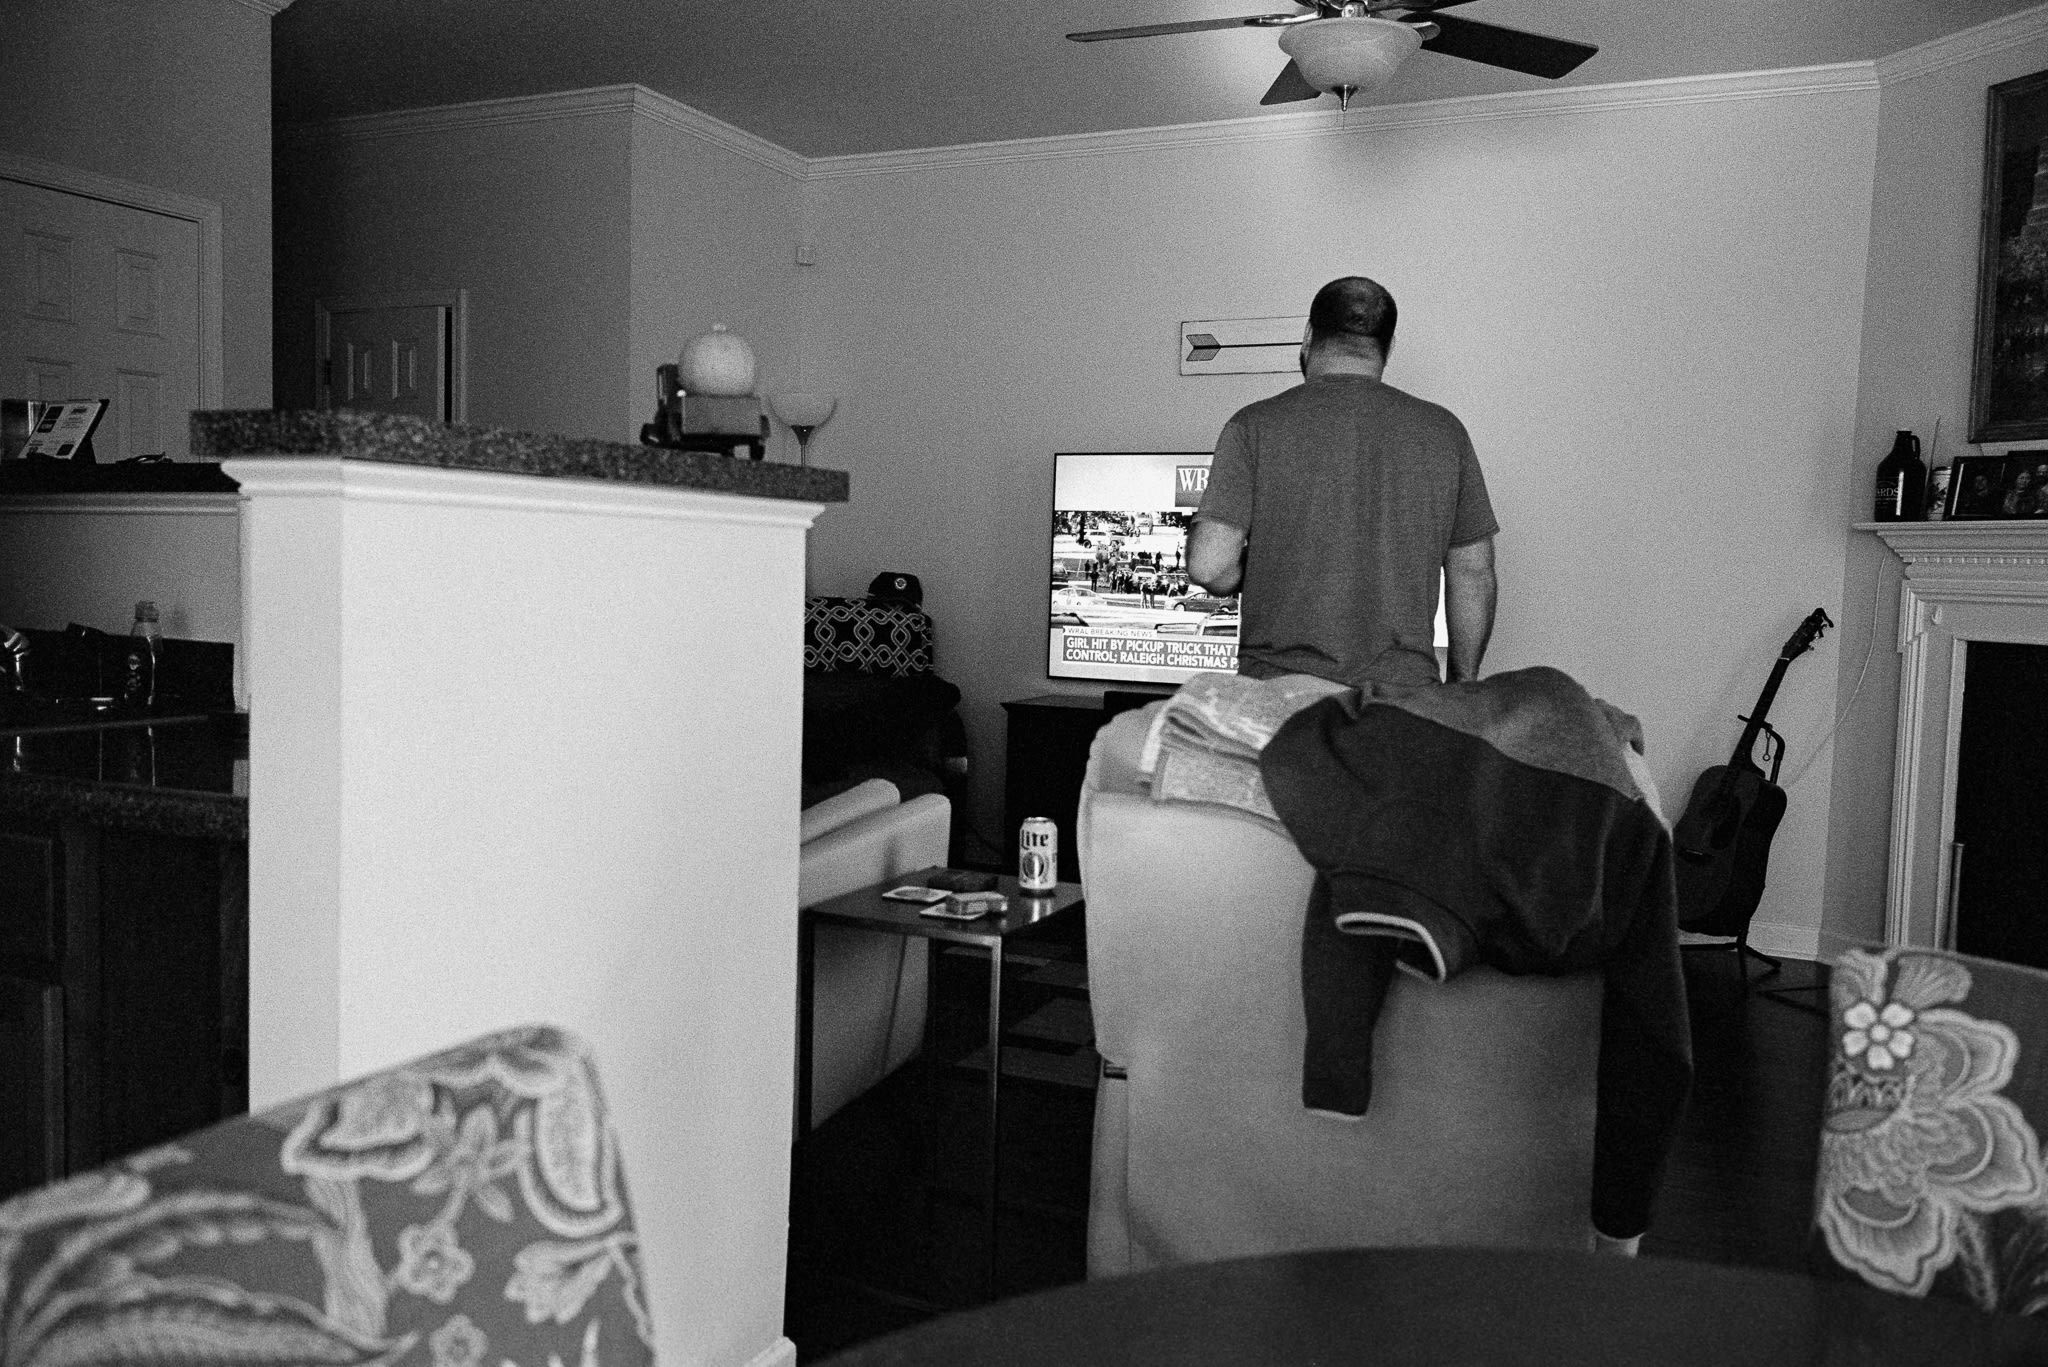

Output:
xmin=1680 ymin=929 xmax=1781 ymax=993
xmin=1679 ymin=927 xmax=1829 ymax=1014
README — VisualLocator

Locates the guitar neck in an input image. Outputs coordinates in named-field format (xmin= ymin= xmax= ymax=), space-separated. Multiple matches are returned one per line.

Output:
xmin=1728 ymin=654 xmax=1795 ymax=773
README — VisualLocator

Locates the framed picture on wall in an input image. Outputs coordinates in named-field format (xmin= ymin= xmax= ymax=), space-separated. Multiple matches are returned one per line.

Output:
xmin=1971 ymin=69 xmax=2048 ymax=443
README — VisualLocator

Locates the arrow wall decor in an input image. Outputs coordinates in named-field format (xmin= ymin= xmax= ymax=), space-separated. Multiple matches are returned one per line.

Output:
xmin=1180 ymin=315 xmax=1308 ymax=376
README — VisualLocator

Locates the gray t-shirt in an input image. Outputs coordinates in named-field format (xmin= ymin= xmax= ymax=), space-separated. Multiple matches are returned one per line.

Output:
xmin=1197 ymin=374 xmax=1497 ymax=688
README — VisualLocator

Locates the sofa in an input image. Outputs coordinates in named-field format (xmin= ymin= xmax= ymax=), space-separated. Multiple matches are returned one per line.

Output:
xmin=798 ymin=776 xmax=952 ymax=1129
xmin=1076 ymin=702 xmax=1605 ymax=1277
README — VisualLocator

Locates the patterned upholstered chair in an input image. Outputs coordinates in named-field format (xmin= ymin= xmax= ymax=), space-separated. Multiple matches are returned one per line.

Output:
xmin=1814 ymin=946 xmax=2048 ymax=1317
xmin=0 ymin=1025 xmax=654 ymax=1367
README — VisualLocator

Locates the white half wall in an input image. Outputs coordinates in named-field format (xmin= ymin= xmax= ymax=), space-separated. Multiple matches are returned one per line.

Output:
xmin=230 ymin=457 xmax=818 ymax=1367
xmin=799 ymin=72 xmax=1880 ymax=952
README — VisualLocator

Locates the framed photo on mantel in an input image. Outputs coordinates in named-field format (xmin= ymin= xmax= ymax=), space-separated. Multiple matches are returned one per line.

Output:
xmin=1971 ymin=69 xmax=2048 ymax=443
xmin=1947 ymin=450 xmax=2048 ymax=518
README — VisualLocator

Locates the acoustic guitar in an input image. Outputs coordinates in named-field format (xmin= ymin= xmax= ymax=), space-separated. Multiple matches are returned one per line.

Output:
xmin=1672 ymin=608 xmax=1833 ymax=937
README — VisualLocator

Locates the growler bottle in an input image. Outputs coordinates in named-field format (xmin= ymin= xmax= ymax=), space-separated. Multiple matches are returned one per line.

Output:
xmin=1874 ymin=430 xmax=1926 ymax=522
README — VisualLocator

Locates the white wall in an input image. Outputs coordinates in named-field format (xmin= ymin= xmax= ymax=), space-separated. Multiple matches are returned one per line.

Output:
xmin=800 ymin=73 xmax=1879 ymax=954
xmin=628 ymin=94 xmax=808 ymax=456
xmin=276 ymin=87 xmax=809 ymax=449
xmin=0 ymin=0 xmax=272 ymax=410
xmin=275 ymin=96 xmax=635 ymax=440
xmin=0 ymin=0 xmax=266 ymax=661
xmin=0 ymin=497 xmax=240 ymax=644
xmin=1821 ymin=12 xmax=2048 ymax=956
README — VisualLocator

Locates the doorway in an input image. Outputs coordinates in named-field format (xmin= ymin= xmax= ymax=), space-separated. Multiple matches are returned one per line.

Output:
xmin=316 ymin=291 xmax=467 ymax=423
xmin=0 ymin=168 xmax=211 ymax=460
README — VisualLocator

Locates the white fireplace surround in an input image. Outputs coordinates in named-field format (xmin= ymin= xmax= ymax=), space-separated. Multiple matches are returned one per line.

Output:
xmin=1872 ymin=521 xmax=2048 ymax=951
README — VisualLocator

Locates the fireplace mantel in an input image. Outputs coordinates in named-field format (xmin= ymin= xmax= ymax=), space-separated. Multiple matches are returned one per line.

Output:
xmin=1866 ymin=520 xmax=2048 ymax=577
xmin=1864 ymin=520 xmax=2048 ymax=950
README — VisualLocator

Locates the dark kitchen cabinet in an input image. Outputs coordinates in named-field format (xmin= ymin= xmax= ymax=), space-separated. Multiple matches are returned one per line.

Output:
xmin=0 ymin=811 xmax=246 ymax=1200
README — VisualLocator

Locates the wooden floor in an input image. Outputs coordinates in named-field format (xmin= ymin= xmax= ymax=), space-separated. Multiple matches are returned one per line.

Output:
xmin=783 ymin=925 xmax=1834 ymax=1362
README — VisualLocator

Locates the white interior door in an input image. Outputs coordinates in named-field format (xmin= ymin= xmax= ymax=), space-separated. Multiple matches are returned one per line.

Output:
xmin=0 ymin=177 xmax=202 ymax=459
xmin=322 ymin=303 xmax=452 ymax=422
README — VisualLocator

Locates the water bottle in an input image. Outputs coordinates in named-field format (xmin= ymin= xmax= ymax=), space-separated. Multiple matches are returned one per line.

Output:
xmin=122 ymin=600 xmax=160 ymax=709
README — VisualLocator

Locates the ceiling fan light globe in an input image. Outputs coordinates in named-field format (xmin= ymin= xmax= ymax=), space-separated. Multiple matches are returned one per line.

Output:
xmin=1277 ymin=16 xmax=1422 ymax=98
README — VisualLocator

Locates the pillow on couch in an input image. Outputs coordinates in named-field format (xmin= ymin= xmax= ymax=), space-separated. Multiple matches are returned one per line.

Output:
xmin=804 ymin=598 xmax=933 ymax=676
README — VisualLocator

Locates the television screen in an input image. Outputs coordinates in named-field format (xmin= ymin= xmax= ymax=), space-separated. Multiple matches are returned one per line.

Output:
xmin=1049 ymin=451 xmax=1237 ymax=687
xmin=1048 ymin=450 xmax=1452 ymax=689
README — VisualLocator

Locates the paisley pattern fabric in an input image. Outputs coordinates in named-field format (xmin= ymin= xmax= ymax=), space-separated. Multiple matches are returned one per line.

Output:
xmin=0 ymin=1025 xmax=654 ymax=1367
xmin=1816 ymin=947 xmax=2048 ymax=1314
xmin=803 ymin=598 xmax=933 ymax=676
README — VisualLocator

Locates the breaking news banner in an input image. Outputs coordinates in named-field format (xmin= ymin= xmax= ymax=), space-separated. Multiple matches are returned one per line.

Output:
xmin=1059 ymin=631 xmax=1236 ymax=671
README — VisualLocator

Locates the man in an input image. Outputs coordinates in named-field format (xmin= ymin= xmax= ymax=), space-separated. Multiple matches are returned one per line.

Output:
xmin=1187 ymin=276 xmax=1498 ymax=687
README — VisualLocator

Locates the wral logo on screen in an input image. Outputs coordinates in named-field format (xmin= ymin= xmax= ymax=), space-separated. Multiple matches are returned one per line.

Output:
xmin=1175 ymin=465 xmax=1209 ymax=507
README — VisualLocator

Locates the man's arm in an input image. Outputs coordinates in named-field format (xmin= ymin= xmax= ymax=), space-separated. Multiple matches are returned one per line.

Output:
xmin=1187 ymin=517 xmax=1247 ymax=595
xmin=1443 ymin=535 xmax=1497 ymax=683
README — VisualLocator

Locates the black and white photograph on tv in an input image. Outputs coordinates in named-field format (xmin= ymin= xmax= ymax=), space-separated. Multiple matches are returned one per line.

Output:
xmin=1049 ymin=451 xmax=1238 ymax=686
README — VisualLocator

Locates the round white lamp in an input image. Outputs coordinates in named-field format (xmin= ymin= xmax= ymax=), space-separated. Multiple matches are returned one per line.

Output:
xmin=767 ymin=392 xmax=838 ymax=465
xmin=1277 ymin=17 xmax=1424 ymax=109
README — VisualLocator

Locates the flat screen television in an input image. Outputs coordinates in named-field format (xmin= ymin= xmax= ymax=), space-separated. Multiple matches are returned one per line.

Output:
xmin=1048 ymin=449 xmax=1451 ymax=690
xmin=1048 ymin=451 xmax=1236 ymax=688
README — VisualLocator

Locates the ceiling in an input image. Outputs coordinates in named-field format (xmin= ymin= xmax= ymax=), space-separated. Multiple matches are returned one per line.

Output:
xmin=273 ymin=0 xmax=2048 ymax=159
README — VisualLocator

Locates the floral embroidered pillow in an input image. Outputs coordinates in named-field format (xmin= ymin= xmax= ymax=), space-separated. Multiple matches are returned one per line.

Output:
xmin=0 ymin=1024 xmax=655 ymax=1367
xmin=1815 ymin=947 xmax=2048 ymax=1315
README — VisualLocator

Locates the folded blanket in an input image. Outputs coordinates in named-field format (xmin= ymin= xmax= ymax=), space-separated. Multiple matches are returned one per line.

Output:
xmin=1142 ymin=672 xmax=1358 ymax=822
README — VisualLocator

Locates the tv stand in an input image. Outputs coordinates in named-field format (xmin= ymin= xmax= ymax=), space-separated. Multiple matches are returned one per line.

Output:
xmin=1003 ymin=691 xmax=1165 ymax=882
xmin=1101 ymin=687 xmax=1171 ymax=718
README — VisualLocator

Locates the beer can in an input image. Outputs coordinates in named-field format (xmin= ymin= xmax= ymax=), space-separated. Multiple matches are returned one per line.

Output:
xmin=1018 ymin=816 xmax=1058 ymax=894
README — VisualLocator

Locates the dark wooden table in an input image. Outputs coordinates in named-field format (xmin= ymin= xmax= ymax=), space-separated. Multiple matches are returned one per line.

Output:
xmin=814 ymin=1246 xmax=2048 ymax=1365
xmin=798 ymin=869 xmax=1085 ymax=1302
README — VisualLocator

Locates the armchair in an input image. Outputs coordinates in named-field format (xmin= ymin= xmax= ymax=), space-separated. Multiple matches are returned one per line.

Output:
xmin=800 ymin=778 xmax=952 ymax=1128
xmin=0 ymin=1024 xmax=652 ymax=1367
xmin=1812 ymin=944 xmax=2048 ymax=1318
xmin=1077 ymin=704 xmax=1603 ymax=1278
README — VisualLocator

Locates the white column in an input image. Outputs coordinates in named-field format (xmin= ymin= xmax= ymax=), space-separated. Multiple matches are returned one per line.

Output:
xmin=227 ymin=455 xmax=821 ymax=1367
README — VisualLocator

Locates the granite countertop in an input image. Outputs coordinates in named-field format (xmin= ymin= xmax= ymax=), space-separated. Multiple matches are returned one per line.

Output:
xmin=0 ymin=712 xmax=247 ymax=840
xmin=193 ymin=410 xmax=849 ymax=504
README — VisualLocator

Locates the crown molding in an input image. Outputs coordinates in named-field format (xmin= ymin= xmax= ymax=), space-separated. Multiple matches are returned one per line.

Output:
xmin=280 ymin=84 xmax=806 ymax=180
xmin=805 ymin=62 xmax=1878 ymax=181
xmin=279 ymin=86 xmax=639 ymax=147
xmin=281 ymin=22 xmax=2048 ymax=188
xmin=624 ymin=87 xmax=807 ymax=180
xmin=1876 ymin=2 xmax=2048 ymax=84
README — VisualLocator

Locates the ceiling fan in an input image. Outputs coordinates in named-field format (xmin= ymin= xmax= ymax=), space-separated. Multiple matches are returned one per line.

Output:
xmin=1067 ymin=1 xmax=1598 ymax=109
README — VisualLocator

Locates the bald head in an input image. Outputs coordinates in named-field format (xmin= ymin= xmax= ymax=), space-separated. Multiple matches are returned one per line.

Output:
xmin=1306 ymin=276 xmax=1397 ymax=366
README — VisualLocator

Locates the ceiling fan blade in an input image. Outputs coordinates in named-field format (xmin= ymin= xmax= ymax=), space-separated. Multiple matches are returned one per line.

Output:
xmin=1067 ymin=15 xmax=1291 ymax=42
xmin=1414 ymin=12 xmax=1596 ymax=79
xmin=1259 ymin=59 xmax=1323 ymax=105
